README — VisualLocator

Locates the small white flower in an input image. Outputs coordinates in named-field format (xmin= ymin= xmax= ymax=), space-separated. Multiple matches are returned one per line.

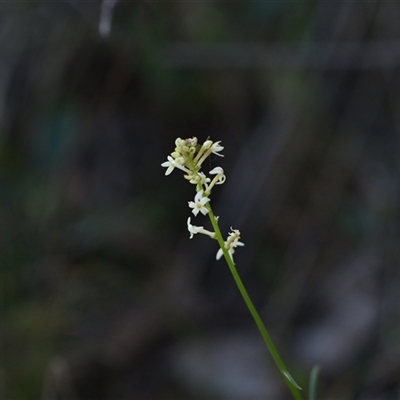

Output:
xmin=187 ymin=217 xmax=204 ymax=239
xmin=204 ymin=167 xmax=226 ymax=195
xmin=209 ymin=166 xmax=226 ymax=185
xmin=161 ymin=155 xmax=190 ymax=175
xmin=188 ymin=172 xmax=210 ymax=186
xmin=187 ymin=217 xmax=215 ymax=239
xmin=216 ymin=242 xmax=245 ymax=261
xmin=188 ymin=190 xmax=210 ymax=216
xmin=216 ymin=228 xmax=244 ymax=262
xmin=194 ymin=140 xmax=224 ymax=167
xmin=161 ymin=155 xmax=176 ymax=175
xmin=227 ymin=228 xmax=243 ymax=245
xmin=210 ymin=141 xmax=224 ymax=157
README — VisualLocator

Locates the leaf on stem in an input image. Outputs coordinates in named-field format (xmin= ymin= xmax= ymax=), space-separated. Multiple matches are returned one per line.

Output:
xmin=283 ymin=370 xmax=302 ymax=390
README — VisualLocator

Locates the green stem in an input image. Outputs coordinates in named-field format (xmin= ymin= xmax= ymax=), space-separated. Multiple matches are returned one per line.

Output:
xmin=206 ymin=204 xmax=303 ymax=400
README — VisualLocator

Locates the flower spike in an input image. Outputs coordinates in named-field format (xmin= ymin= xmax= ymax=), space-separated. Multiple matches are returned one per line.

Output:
xmin=162 ymin=137 xmax=243 ymax=261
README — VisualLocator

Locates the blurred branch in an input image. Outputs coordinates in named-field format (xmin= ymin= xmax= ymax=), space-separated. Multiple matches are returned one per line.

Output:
xmin=99 ymin=0 xmax=119 ymax=38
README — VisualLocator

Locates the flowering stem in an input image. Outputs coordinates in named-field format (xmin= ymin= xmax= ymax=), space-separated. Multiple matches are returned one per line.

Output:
xmin=206 ymin=203 xmax=304 ymax=400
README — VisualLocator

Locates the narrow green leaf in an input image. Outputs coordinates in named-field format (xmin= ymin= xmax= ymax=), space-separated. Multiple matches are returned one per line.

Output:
xmin=308 ymin=366 xmax=320 ymax=400
xmin=283 ymin=370 xmax=302 ymax=390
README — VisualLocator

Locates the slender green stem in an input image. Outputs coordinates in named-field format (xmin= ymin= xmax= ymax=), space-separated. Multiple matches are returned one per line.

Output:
xmin=207 ymin=204 xmax=303 ymax=400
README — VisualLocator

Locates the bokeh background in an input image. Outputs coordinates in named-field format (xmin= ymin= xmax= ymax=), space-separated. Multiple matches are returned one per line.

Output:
xmin=2 ymin=1 xmax=400 ymax=399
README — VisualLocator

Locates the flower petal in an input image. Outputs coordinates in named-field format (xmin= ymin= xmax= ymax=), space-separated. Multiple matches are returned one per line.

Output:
xmin=209 ymin=167 xmax=224 ymax=175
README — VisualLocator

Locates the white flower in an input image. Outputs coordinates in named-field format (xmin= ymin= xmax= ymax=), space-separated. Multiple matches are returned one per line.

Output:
xmin=187 ymin=217 xmax=215 ymax=239
xmin=161 ymin=155 xmax=176 ymax=175
xmin=194 ymin=140 xmax=224 ymax=167
xmin=187 ymin=217 xmax=204 ymax=238
xmin=161 ymin=155 xmax=190 ymax=175
xmin=210 ymin=141 xmax=224 ymax=157
xmin=204 ymin=167 xmax=226 ymax=195
xmin=188 ymin=190 xmax=210 ymax=216
xmin=188 ymin=172 xmax=210 ymax=186
xmin=216 ymin=228 xmax=244 ymax=262
xmin=209 ymin=166 xmax=226 ymax=185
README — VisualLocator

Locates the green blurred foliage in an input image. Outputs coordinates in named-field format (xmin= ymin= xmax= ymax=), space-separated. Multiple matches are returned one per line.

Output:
xmin=1 ymin=1 xmax=400 ymax=399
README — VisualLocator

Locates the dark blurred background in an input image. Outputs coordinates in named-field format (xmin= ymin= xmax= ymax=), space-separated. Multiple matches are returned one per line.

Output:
xmin=1 ymin=1 xmax=400 ymax=399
